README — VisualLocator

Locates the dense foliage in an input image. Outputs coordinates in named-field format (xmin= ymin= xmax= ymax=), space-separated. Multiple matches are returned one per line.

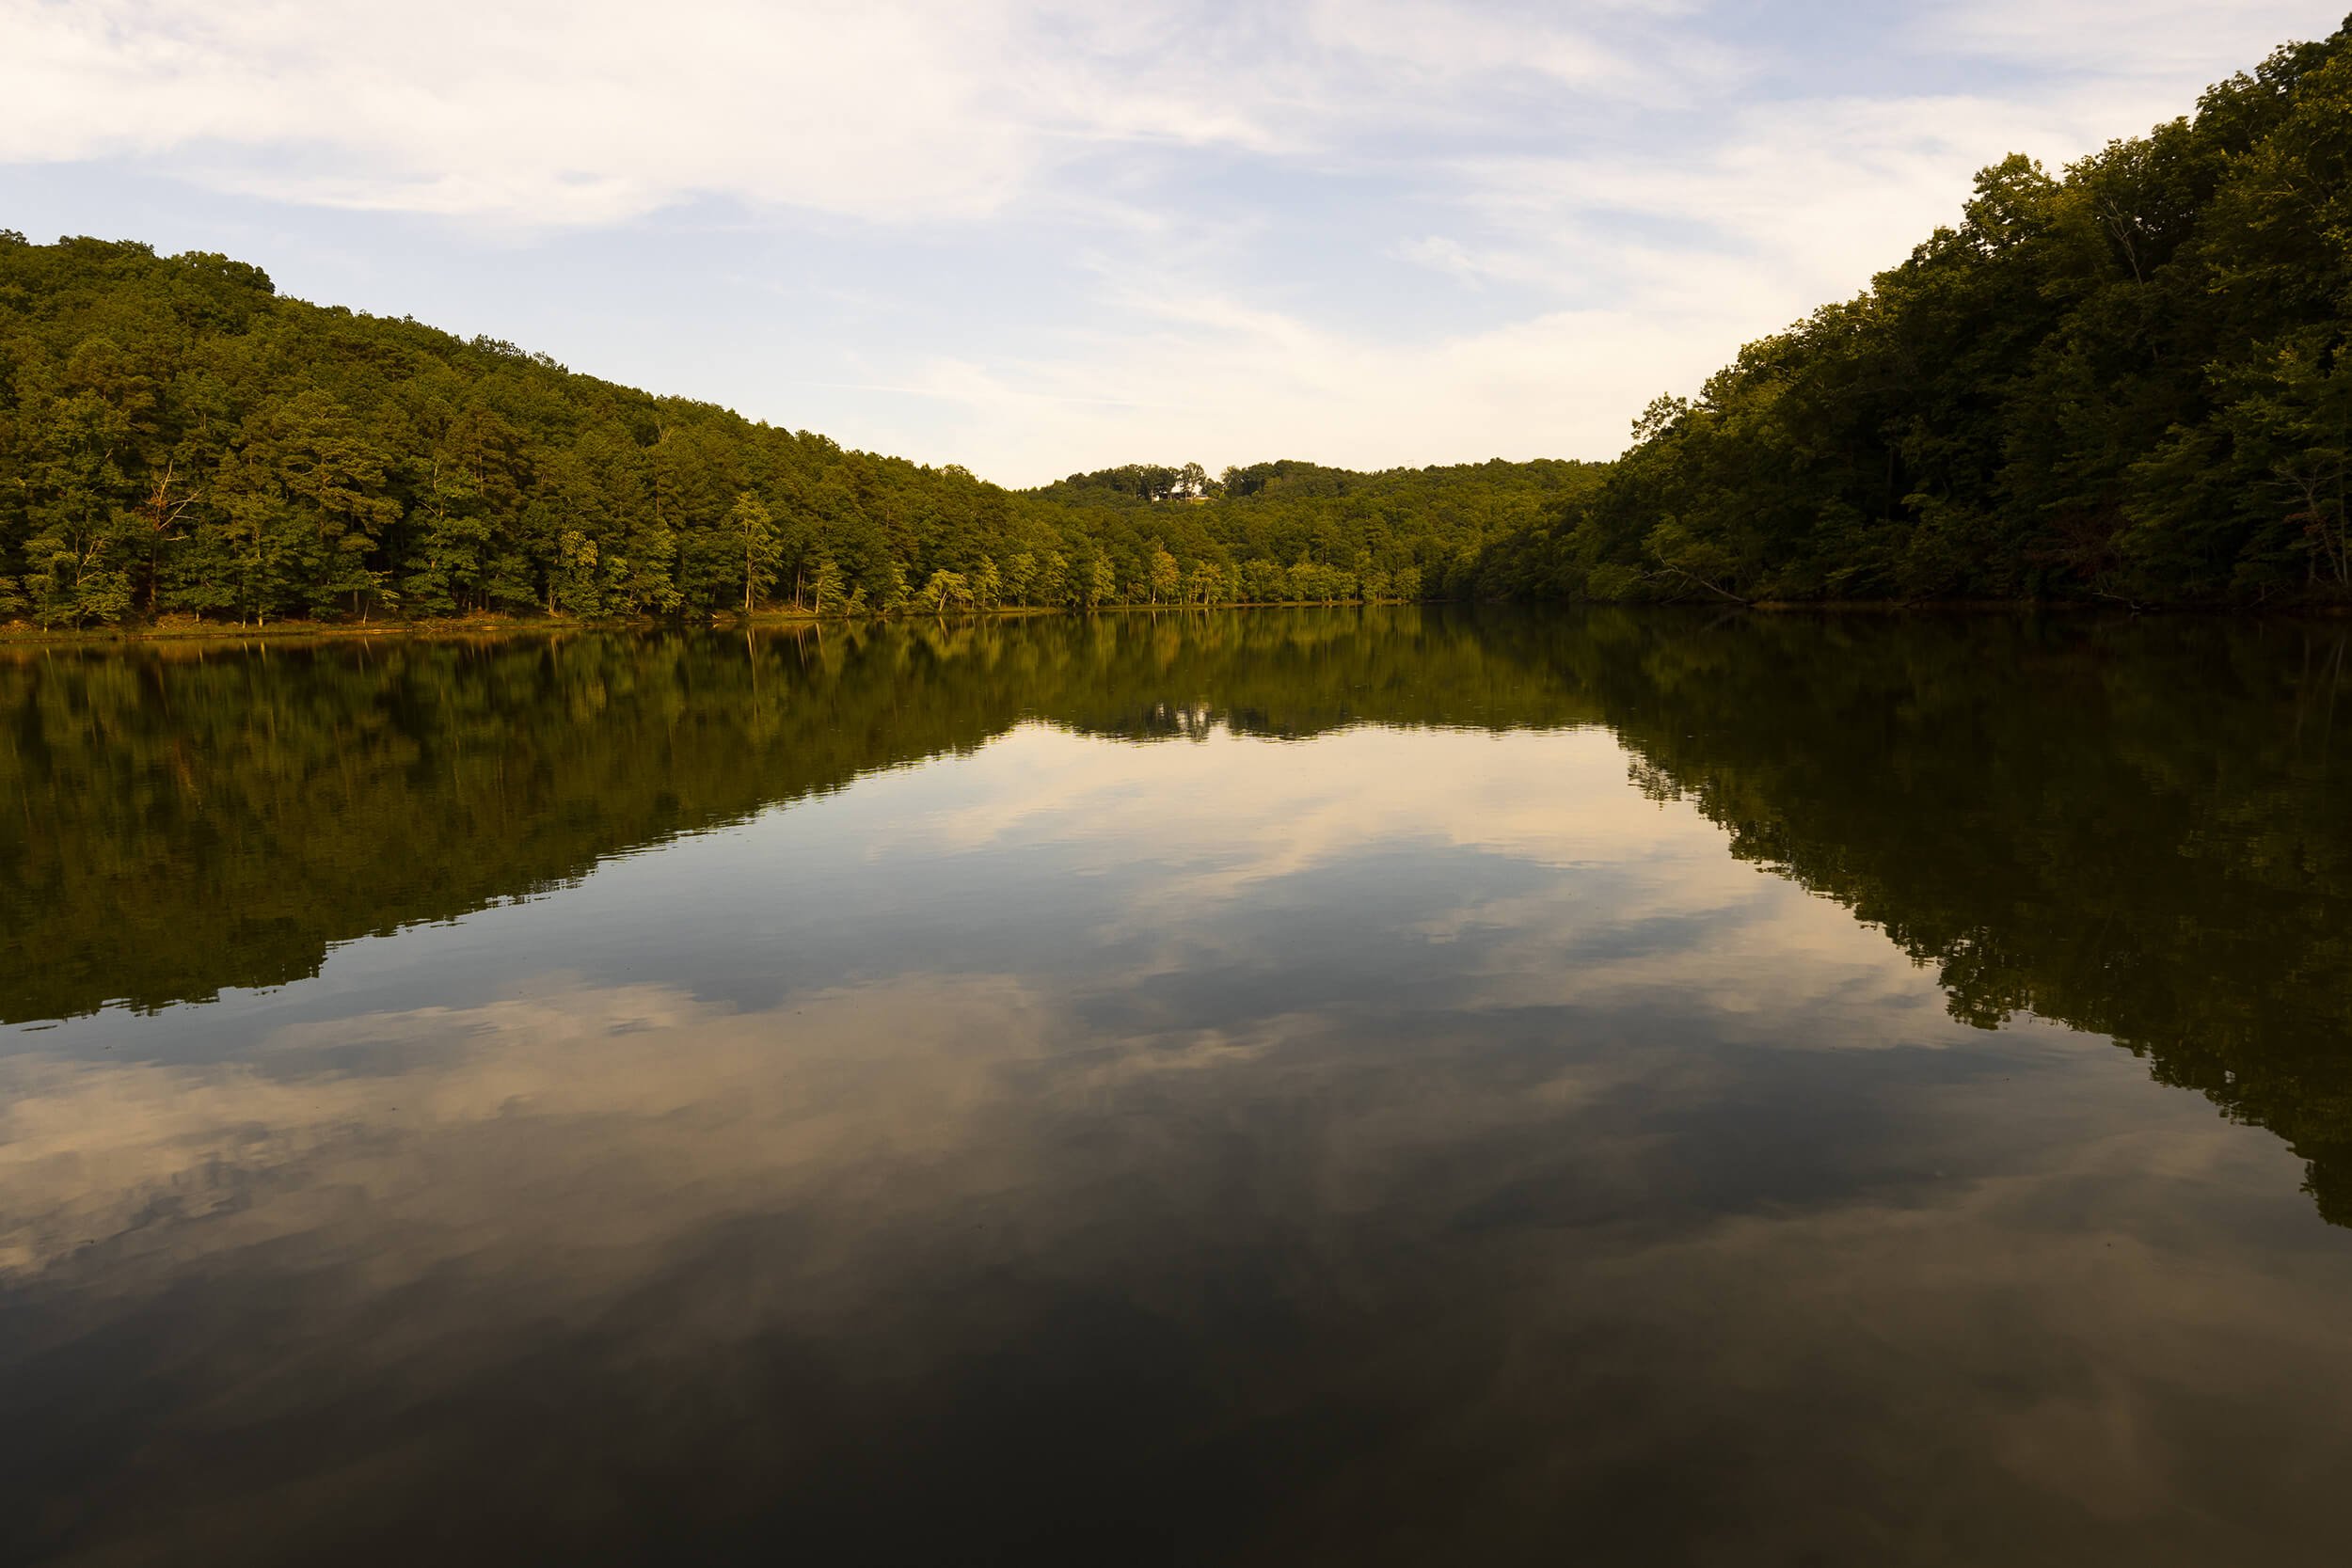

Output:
xmin=1475 ymin=17 xmax=2352 ymax=604
xmin=1039 ymin=457 xmax=1597 ymax=607
xmin=13 ymin=19 xmax=2352 ymax=621
xmin=0 ymin=233 xmax=1580 ymax=628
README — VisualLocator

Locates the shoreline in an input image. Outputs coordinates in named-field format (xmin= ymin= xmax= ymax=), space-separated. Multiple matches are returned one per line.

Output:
xmin=0 ymin=600 xmax=1408 ymax=648
xmin=4 ymin=596 xmax=2345 ymax=648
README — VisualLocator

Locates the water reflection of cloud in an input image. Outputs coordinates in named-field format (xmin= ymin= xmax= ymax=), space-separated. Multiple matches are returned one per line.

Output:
xmin=8 ymin=963 xmax=2352 ymax=1563
xmin=871 ymin=723 xmax=1700 ymax=885
xmin=0 ymin=975 xmax=1057 ymax=1279
xmin=0 ymin=721 xmax=2234 ymax=1293
xmin=834 ymin=722 xmax=1971 ymax=1048
xmin=13 ymin=718 xmax=2352 ymax=1561
xmin=5 ymin=943 xmax=2350 ymax=1560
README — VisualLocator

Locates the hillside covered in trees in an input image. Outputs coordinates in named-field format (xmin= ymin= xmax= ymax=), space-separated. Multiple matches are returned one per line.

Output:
xmin=10 ymin=18 xmax=2352 ymax=625
xmin=0 ymin=232 xmax=1585 ymax=629
xmin=1475 ymin=16 xmax=2352 ymax=605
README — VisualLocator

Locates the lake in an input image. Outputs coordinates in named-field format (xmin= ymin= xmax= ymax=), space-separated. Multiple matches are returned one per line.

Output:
xmin=4 ymin=607 xmax=2349 ymax=1565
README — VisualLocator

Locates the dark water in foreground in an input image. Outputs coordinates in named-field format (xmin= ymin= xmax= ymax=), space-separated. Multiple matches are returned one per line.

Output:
xmin=4 ymin=607 xmax=2350 ymax=1565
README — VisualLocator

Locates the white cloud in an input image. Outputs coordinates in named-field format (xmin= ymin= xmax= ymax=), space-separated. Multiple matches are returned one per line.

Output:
xmin=1918 ymin=0 xmax=2341 ymax=78
xmin=840 ymin=295 xmax=1709 ymax=476
xmin=1 ymin=1 xmax=1040 ymax=222
xmin=4 ymin=1 xmax=2346 ymax=476
xmin=0 ymin=0 xmax=1684 ymax=225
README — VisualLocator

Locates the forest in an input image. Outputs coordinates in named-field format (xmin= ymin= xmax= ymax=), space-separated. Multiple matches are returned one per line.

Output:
xmin=1474 ymin=18 xmax=2352 ymax=604
xmin=0 ymin=232 xmax=1584 ymax=630
xmin=8 ymin=19 xmax=2352 ymax=626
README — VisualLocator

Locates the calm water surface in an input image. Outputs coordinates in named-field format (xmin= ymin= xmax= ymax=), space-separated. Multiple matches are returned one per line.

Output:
xmin=4 ymin=608 xmax=2350 ymax=1565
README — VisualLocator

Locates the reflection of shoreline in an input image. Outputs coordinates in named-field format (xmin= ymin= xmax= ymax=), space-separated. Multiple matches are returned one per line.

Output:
xmin=8 ymin=608 xmax=2352 ymax=1230
xmin=0 ymin=719 xmax=1993 ymax=1278
xmin=1 ymin=609 xmax=1573 ymax=1024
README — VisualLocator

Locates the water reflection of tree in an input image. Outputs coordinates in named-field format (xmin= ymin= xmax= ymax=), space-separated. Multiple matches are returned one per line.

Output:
xmin=7 ymin=607 xmax=2349 ymax=1221
xmin=1578 ymin=612 xmax=2352 ymax=1227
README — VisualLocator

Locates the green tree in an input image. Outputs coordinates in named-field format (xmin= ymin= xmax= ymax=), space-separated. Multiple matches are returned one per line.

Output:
xmin=729 ymin=492 xmax=783 ymax=615
xmin=1147 ymin=542 xmax=1181 ymax=605
xmin=808 ymin=556 xmax=845 ymax=615
xmin=402 ymin=454 xmax=490 ymax=615
xmin=920 ymin=568 xmax=971 ymax=613
xmin=1002 ymin=551 xmax=1036 ymax=606
xmin=1083 ymin=554 xmax=1116 ymax=610
xmin=1187 ymin=559 xmax=1226 ymax=605
xmin=553 ymin=528 xmax=603 ymax=616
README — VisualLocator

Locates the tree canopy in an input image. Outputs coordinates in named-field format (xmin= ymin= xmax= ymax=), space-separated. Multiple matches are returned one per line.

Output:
xmin=1475 ymin=17 xmax=2352 ymax=605
xmin=0 ymin=233 xmax=1581 ymax=629
xmin=10 ymin=18 xmax=2352 ymax=620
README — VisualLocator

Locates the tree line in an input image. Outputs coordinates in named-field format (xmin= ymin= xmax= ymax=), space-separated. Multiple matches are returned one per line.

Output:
xmin=0 ymin=232 xmax=1585 ymax=630
xmin=1474 ymin=16 xmax=2352 ymax=605
xmin=9 ymin=16 xmax=2350 ymax=626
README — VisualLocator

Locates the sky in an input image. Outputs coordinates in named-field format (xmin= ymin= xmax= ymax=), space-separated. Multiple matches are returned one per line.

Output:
xmin=3 ymin=1 xmax=2346 ymax=486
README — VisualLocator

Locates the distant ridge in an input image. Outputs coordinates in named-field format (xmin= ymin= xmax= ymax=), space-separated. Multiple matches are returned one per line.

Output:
xmin=0 ymin=231 xmax=1584 ymax=630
